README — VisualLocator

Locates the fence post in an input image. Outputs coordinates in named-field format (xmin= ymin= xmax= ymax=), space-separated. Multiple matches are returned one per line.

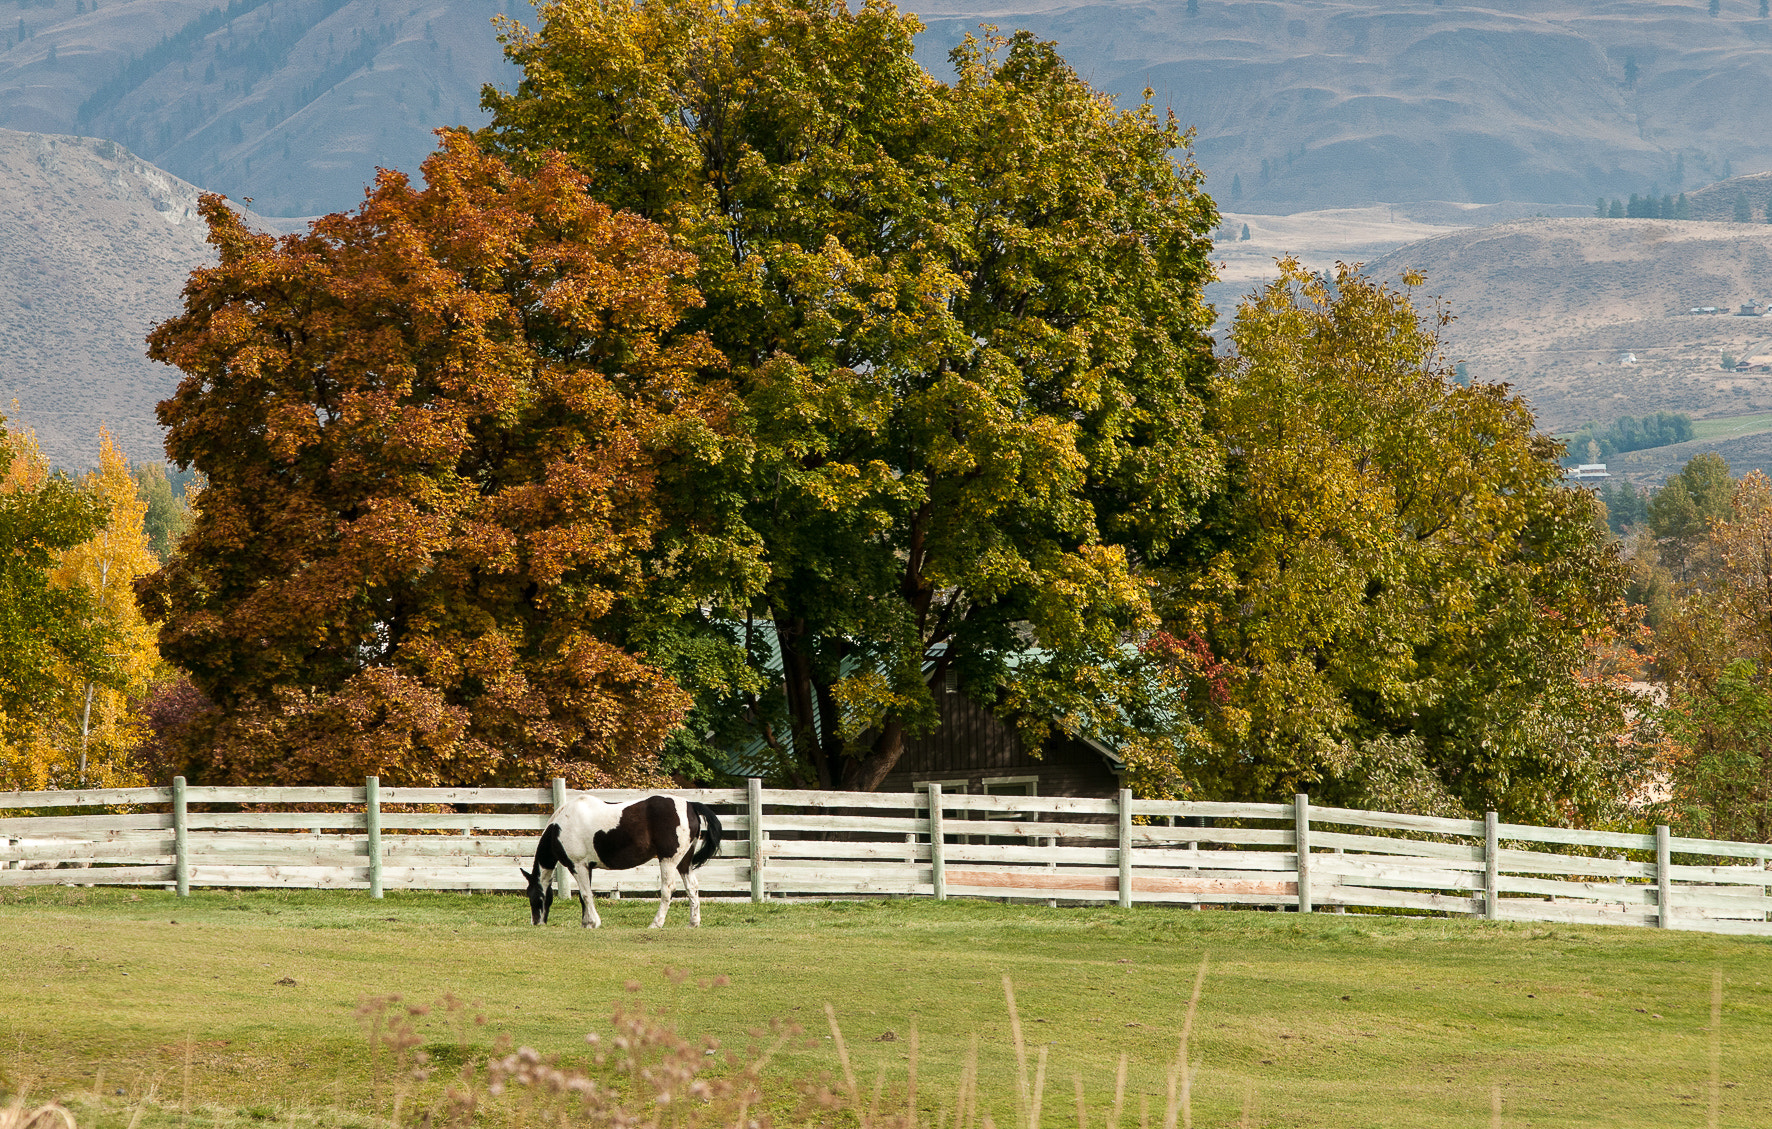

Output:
xmin=551 ymin=777 xmax=569 ymax=899
xmin=927 ymin=783 xmax=946 ymax=901
xmin=1484 ymin=811 xmax=1500 ymax=920
xmin=748 ymin=777 xmax=765 ymax=904
xmin=1117 ymin=787 xmax=1133 ymax=909
xmin=1656 ymin=824 xmax=1673 ymax=929
xmin=173 ymin=775 xmax=189 ymax=897
xmin=1294 ymin=793 xmax=1312 ymax=914
xmin=365 ymin=775 xmax=382 ymax=899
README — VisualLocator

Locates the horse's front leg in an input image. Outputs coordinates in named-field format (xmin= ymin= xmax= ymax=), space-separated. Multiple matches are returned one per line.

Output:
xmin=574 ymin=861 xmax=601 ymax=928
xmin=650 ymin=857 xmax=677 ymax=928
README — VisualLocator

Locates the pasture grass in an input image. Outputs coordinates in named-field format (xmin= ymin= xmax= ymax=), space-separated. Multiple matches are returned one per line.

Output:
xmin=1689 ymin=410 xmax=1772 ymax=443
xmin=1 ymin=887 xmax=1769 ymax=1128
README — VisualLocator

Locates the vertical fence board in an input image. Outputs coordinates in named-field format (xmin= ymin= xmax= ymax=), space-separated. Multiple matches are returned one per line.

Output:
xmin=1484 ymin=811 xmax=1499 ymax=921
xmin=173 ymin=775 xmax=189 ymax=897
xmin=1295 ymin=794 xmax=1313 ymax=914
xmin=366 ymin=776 xmax=382 ymax=900
xmin=551 ymin=778 xmax=569 ymax=897
xmin=928 ymin=783 xmax=945 ymax=901
xmin=748 ymin=777 xmax=764 ymax=905
xmin=1117 ymin=788 xmax=1132 ymax=909
xmin=1657 ymin=824 xmax=1672 ymax=929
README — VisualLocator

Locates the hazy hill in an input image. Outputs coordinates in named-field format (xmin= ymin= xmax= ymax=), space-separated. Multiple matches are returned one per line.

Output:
xmin=0 ymin=127 xmax=293 ymax=470
xmin=910 ymin=0 xmax=1772 ymax=212
xmin=0 ymin=0 xmax=514 ymax=217
xmin=8 ymin=0 xmax=1772 ymax=215
xmin=1369 ymin=217 xmax=1772 ymax=436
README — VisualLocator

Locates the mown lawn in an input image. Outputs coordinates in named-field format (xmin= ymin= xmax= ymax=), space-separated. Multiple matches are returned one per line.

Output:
xmin=2 ymin=887 xmax=1768 ymax=1128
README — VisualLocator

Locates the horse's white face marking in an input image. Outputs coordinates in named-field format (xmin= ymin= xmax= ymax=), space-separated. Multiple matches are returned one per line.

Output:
xmin=524 ymin=796 xmax=720 ymax=930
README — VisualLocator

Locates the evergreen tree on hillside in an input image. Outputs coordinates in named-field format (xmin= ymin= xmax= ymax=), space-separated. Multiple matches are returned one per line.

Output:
xmin=1596 ymin=197 xmax=1607 ymax=218
xmin=1711 ymin=0 xmax=1721 ymax=17
xmin=1677 ymin=193 xmax=1692 ymax=219
xmin=1187 ymin=0 xmax=1198 ymax=14
xmin=1232 ymin=172 xmax=1242 ymax=200
xmin=1608 ymin=199 xmax=1625 ymax=218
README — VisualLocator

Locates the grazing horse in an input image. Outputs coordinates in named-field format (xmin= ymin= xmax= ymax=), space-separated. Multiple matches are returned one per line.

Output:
xmin=519 ymin=795 xmax=722 ymax=928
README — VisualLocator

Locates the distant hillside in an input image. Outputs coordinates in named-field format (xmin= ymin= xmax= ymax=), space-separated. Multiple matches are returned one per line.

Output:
xmin=0 ymin=0 xmax=515 ymax=217
xmin=1369 ymin=218 xmax=1772 ymax=436
xmin=910 ymin=0 xmax=1772 ymax=212
xmin=0 ymin=127 xmax=291 ymax=470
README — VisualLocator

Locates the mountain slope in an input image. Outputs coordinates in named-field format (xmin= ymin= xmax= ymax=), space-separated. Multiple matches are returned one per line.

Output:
xmin=1368 ymin=217 xmax=1772 ymax=435
xmin=0 ymin=127 xmax=291 ymax=469
xmin=7 ymin=0 xmax=1772 ymax=216
xmin=1 ymin=0 xmax=514 ymax=217
xmin=909 ymin=0 xmax=1772 ymax=211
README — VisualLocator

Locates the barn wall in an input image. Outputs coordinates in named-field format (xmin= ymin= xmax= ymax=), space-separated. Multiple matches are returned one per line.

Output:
xmin=875 ymin=687 xmax=1122 ymax=798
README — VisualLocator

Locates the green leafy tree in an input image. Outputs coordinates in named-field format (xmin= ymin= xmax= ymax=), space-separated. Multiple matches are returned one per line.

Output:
xmin=1163 ymin=261 xmax=1648 ymax=823
xmin=139 ymin=135 xmax=734 ymax=788
xmin=130 ymin=461 xmax=192 ymax=561
xmin=0 ymin=418 xmax=120 ymax=791
xmin=482 ymin=0 xmax=1220 ymax=789
xmin=1647 ymin=452 xmax=1733 ymax=581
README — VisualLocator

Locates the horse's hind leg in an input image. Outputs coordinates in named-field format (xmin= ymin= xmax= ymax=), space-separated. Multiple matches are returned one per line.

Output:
xmin=650 ymin=857 xmax=677 ymax=928
xmin=679 ymin=858 xmax=702 ymax=927
xmin=574 ymin=861 xmax=601 ymax=928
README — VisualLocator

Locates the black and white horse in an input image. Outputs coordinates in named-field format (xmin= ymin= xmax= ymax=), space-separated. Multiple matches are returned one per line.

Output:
xmin=519 ymin=795 xmax=722 ymax=928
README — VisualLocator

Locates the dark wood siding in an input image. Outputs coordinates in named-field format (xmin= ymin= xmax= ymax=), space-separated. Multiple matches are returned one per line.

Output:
xmin=877 ymin=687 xmax=1122 ymax=798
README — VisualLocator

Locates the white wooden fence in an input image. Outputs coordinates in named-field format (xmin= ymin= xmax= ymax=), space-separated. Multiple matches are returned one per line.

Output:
xmin=3 ymin=779 xmax=1769 ymax=935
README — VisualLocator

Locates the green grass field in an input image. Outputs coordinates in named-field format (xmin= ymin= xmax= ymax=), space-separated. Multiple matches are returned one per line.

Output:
xmin=2 ymin=888 xmax=1768 ymax=1128
xmin=1688 ymin=411 xmax=1772 ymax=443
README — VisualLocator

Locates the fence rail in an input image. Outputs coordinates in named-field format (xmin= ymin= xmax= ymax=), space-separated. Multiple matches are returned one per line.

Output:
xmin=3 ymin=781 xmax=1769 ymax=936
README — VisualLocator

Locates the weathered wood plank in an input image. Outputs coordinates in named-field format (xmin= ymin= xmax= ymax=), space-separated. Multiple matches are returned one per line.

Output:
xmin=0 ymin=814 xmax=172 ymax=835
xmin=0 ymin=865 xmax=176 ymax=887
xmin=761 ymin=814 xmax=928 ymax=834
xmin=1313 ymin=853 xmax=1485 ymax=875
xmin=378 ymin=813 xmax=552 ymax=831
xmin=1667 ymin=916 xmax=1772 ymax=935
xmin=376 ymin=788 xmax=550 ymax=804
xmin=0 ymin=787 xmax=172 ymax=809
xmin=1317 ymin=885 xmax=1482 ymax=915
xmin=763 ymin=841 xmax=933 ymax=862
xmin=184 ymin=786 xmax=363 ymax=804
xmin=1495 ymin=823 xmax=1656 ymax=852
xmin=1496 ymin=875 xmax=1656 ymax=903
xmin=1309 ymin=832 xmax=1484 ymax=862
xmin=1315 ymin=863 xmax=1483 ymax=892
xmin=1309 ymin=805 xmax=1484 ymax=838
xmin=1666 ymin=863 xmax=1772 ymax=884
xmin=186 ymin=813 xmax=368 ymax=831
xmin=1492 ymin=899 xmax=1657 ymax=927
xmin=944 ymin=868 xmax=1298 ymax=897
xmin=4 ymin=837 xmax=175 ymax=861
xmin=1127 ymin=800 xmax=1290 ymax=821
xmin=1493 ymin=849 xmax=1652 ymax=880
xmin=932 ymin=793 xmax=1121 ymax=816
xmin=188 ymin=865 xmax=369 ymax=888
xmin=1666 ymin=836 xmax=1772 ymax=861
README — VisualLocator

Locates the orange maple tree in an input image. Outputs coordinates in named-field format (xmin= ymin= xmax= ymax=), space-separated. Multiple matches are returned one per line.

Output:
xmin=140 ymin=131 xmax=735 ymax=787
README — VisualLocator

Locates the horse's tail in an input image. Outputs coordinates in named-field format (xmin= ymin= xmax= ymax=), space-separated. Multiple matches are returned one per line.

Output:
xmin=688 ymin=802 xmax=722 ymax=869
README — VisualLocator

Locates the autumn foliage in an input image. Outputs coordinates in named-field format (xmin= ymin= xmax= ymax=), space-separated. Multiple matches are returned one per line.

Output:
xmin=139 ymin=133 xmax=729 ymax=787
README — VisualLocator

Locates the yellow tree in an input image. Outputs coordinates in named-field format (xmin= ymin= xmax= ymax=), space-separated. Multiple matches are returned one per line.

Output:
xmin=47 ymin=428 xmax=163 ymax=786
xmin=0 ymin=418 xmax=120 ymax=791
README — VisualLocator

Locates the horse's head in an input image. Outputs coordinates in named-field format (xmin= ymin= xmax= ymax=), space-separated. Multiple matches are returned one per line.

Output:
xmin=518 ymin=866 xmax=554 ymax=925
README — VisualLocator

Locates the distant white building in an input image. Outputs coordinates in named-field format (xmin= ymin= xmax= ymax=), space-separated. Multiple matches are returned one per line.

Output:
xmin=1619 ymin=352 xmax=1637 ymax=365
xmin=1566 ymin=463 xmax=1611 ymax=480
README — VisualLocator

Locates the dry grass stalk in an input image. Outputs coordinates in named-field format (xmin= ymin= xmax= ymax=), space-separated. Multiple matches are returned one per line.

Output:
xmin=0 ymin=1091 xmax=74 ymax=1129
xmin=1708 ymin=969 xmax=1723 ymax=1129
xmin=1108 ymin=1053 xmax=1128 ymax=1129
xmin=1164 ymin=954 xmax=1208 ymax=1129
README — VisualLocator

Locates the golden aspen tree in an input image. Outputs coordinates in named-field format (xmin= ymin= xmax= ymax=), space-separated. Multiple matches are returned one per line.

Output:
xmin=46 ymin=428 xmax=163 ymax=787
